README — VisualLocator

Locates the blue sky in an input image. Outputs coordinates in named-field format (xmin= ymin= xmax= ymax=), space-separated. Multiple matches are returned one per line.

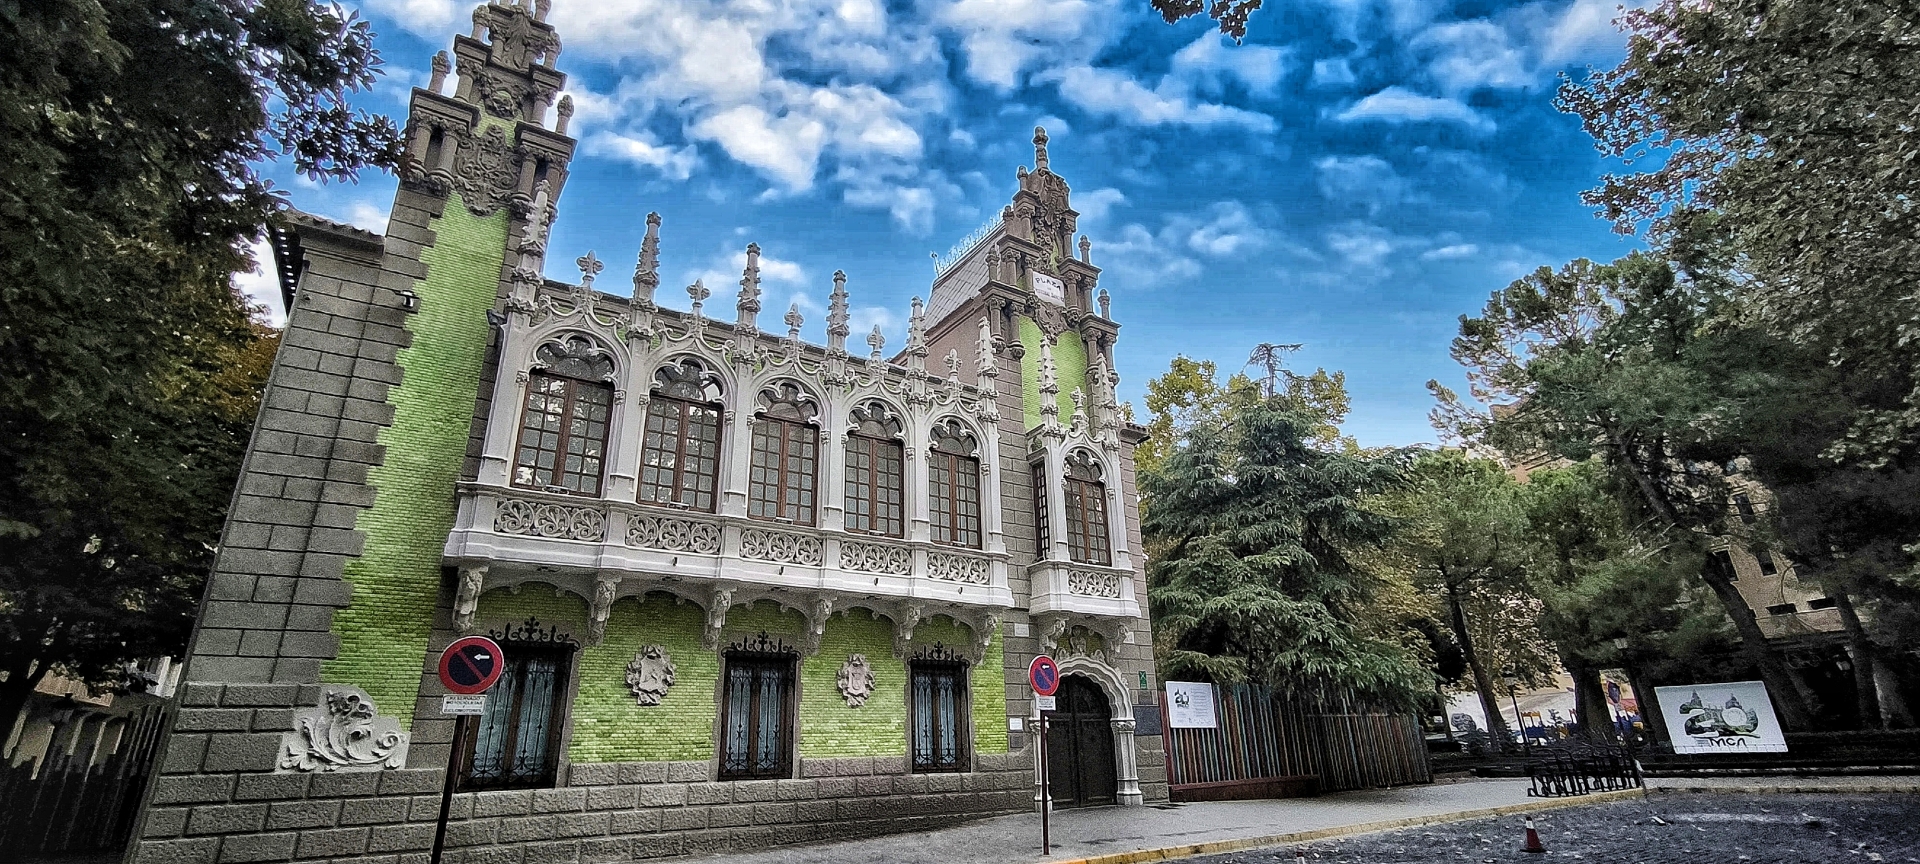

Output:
xmin=240 ymin=0 xmax=1648 ymax=447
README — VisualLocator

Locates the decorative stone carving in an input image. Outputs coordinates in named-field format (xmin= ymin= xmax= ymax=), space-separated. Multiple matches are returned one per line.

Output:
xmin=450 ymin=125 xmax=521 ymax=217
xmin=534 ymin=335 xmax=614 ymax=382
xmin=1037 ymin=615 xmax=1069 ymax=654
xmin=836 ymin=654 xmax=876 ymax=707
xmin=703 ymin=587 xmax=735 ymax=651
xmin=840 ymin=540 xmax=912 ymax=575
xmin=453 ymin=565 xmax=486 ymax=634
xmin=624 ymin=514 xmax=721 ymax=554
xmin=805 ymin=597 xmax=834 ymax=655
xmin=739 ymin=528 xmax=822 ymax=566
xmin=927 ymin=552 xmax=990 ymax=585
xmin=278 ymin=687 xmax=407 ymax=772
xmin=473 ymin=68 xmax=532 ymax=118
xmin=892 ymin=603 xmax=923 ymax=658
xmin=494 ymin=498 xmax=606 ymax=541
xmin=1067 ymin=569 xmax=1124 ymax=598
xmin=586 ymin=575 xmax=616 ymax=646
xmin=625 ymin=645 xmax=676 ymax=705
xmin=971 ymin=612 xmax=1002 ymax=662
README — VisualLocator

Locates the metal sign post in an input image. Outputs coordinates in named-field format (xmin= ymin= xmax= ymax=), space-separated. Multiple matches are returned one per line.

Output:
xmin=430 ymin=636 xmax=503 ymax=864
xmin=1029 ymin=655 xmax=1060 ymax=856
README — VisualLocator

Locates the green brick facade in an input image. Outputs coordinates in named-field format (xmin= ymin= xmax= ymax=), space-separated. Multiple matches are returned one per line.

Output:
xmin=323 ymin=200 xmax=508 ymax=727
xmin=1018 ymin=316 xmax=1088 ymax=428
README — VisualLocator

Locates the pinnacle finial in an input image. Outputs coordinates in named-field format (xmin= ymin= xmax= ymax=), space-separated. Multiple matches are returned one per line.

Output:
xmin=867 ymin=325 xmax=886 ymax=362
xmin=785 ymin=303 xmax=804 ymax=339
xmin=1097 ymin=287 xmax=1111 ymax=319
xmin=1033 ymin=126 xmax=1050 ymax=172
xmin=576 ymin=251 xmax=603 ymax=288
xmin=737 ymin=243 xmax=762 ymax=329
xmin=688 ymin=279 xmax=710 ymax=318
xmin=632 ymin=212 xmax=661 ymax=304
xmin=827 ymin=270 xmax=850 ymax=353
xmin=429 ymin=51 xmax=451 ymax=94
xmin=1079 ymin=234 xmax=1091 ymax=264
xmin=555 ymin=95 xmax=574 ymax=135
xmin=944 ymin=348 xmax=962 ymax=381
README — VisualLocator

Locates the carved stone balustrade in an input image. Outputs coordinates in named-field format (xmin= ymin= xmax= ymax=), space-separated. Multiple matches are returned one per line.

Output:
xmin=1025 ymin=558 xmax=1141 ymax=620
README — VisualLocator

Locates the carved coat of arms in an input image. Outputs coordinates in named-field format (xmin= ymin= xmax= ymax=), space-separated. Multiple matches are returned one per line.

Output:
xmin=625 ymin=645 xmax=676 ymax=706
xmin=837 ymin=653 xmax=875 ymax=707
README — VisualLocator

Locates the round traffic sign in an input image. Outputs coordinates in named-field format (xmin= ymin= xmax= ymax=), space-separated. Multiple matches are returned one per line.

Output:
xmin=1029 ymin=655 xmax=1059 ymax=697
xmin=439 ymin=636 xmax=505 ymax=695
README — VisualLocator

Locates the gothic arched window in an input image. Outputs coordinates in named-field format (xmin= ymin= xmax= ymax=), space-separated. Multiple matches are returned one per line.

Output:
xmin=513 ymin=337 xmax=614 ymax=495
xmin=928 ymin=419 xmax=981 ymax=549
xmin=1063 ymin=450 xmax=1110 ymax=566
xmin=638 ymin=358 xmax=724 ymax=512
xmin=843 ymin=401 xmax=905 ymax=538
xmin=748 ymin=382 xmax=820 ymax=525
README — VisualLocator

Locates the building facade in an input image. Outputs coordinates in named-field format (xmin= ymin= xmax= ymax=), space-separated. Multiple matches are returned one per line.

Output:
xmin=130 ymin=4 xmax=1166 ymax=863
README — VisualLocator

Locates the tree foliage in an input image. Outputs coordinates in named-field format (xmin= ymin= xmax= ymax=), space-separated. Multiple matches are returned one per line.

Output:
xmin=0 ymin=0 xmax=398 ymax=723
xmin=1143 ymin=397 xmax=1430 ymax=708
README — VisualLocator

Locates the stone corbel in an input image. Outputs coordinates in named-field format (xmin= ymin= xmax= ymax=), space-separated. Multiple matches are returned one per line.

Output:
xmin=586 ymin=574 xmax=617 ymax=646
xmin=453 ymin=565 xmax=487 ymax=634
xmin=1036 ymin=614 xmax=1069 ymax=655
xmin=703 ymin=586 xmax=736 ymax=651
xmin=967 ymin=611 xmax=1003 ymax=663
xmin=803 ymin=596 xmax=835 ymax=655
xmin=891 ymin=603 xmax=924 ymax=658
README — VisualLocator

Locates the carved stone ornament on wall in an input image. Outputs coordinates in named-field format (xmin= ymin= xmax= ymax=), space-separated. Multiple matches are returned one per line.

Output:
xmin=740 ymin=528 xmax=823 ymax=566
xmin=840 ymin=540 xmax=912 ymax=575
xmin=451 ymin=125 xmax=522 ymax=217
xmin=1067 ymin=569 xmax=1124 ymax=598
xmin=837 ymin=653 xmax=876 ymax=707
xmin=473 ymin=68 xmax=532 ymax=119
xmin=278 ymin=687 xmax=408 ymax=772
xmin=625 ymin=645 xmax=676 ymax=706
xmin=625 ymin=514 xmax=721 ymax=554
xmin=494 ymin=498 xmax=606 ymax=541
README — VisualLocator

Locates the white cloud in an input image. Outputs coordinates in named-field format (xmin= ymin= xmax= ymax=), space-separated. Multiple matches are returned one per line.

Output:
xmin=938 ymin=0 xmax=1112 ymax=91
xmin=360 ymin=0 xmax=461 ymax=36
xmin=1049 ymin=66 xmax=1276 ymax=132
xmin=1074 ymin=188 xmax=1128 ymax=223
xmin=1421 ymin=243 xmax=1479 ymax=260
xmin=1169 ymin=34 xmax=1288 ymax=97
xmin=1096 ymin=200 xmax=1275 ymax=288
xmin=1324 ymin=222 xmax=1401 ymax=270
xmin=1336 ymin=86 xmax=1493 ymax=133
xmin=233 ymin=235 xmax=285 ymax=326
xmin=1539 ymin=0 xmax=1639 ymax=66
xmin=1311 ymin=57 xmax=1357 ymax=89
xmin=691 ymin=106 xmax=829 ymax=190
xmin=1314 ymin=155 xmax=1419 ymax=215
xmin=585 ymin=131 xmax=699 ymax=180
xmin=1413 ymin=21 xmax=1531 ymax=93
xmin=1181 ymin=201 xmax=1270 ymax=256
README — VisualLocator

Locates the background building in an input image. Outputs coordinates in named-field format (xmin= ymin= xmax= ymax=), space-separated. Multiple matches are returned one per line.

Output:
xmin=131 ymin=4 xmax=1164 ymax=862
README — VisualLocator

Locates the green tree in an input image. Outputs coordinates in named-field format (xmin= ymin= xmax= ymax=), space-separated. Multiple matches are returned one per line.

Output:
xmin=1373 ymin=450 xmax=1548 ymax=749
xmin=1135 ymin=351 xmax=1352 ymax=480
xmin=1143 ymin=398 xmax=1430 ymax=707
xmin=1433 ymin=253 xmax=1822 ymax=729
xmin=0 ymin=0 xmax=398 ymax=728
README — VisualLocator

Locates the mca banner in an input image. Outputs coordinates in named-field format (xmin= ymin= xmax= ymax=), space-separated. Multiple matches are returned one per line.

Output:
xmin=1654 ymin=681 xmax=1789 ymax=754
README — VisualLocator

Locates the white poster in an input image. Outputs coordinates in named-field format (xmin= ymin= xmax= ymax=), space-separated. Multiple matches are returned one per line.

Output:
xmin=1032 ymin=272 xmax=1066 ymax=306
xmin=1654 ymin=681 xmax=1789 ymax=754
xmin=1166 ymin=682 xmax=1218 ymax=728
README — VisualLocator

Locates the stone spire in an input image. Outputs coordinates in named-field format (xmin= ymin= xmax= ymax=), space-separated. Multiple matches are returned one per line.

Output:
xmin=944 ymin=349 xmax=962 ymax=385
xmin=1079 ymin=234 xmax=1091 ymax=264
xmin=906 ymin=296 xmax=928 ymax=372
xmin=826 ymin=270 xmax=850 ymax=354
xmin=1097 ymin=287 xmax=1111 ymax=319
xmin=555 ymin=94 xmax=574 ymax=135
xmin=737 ymin=243 xmax=762 ymax=331
xmin=1038 ymin=340 xmax=1061 ymax=432
xmin=688 ymin=279 xmax=710 ymax=319
xmin=974 ymin=317 xmax=998 ymax=384
xmin=632 ymin=212 xmax=661 ymax=305
xmin=785 ymin=303 xmax=804 ymax=340
xmin=1033 ymin=126 xmax=1050 ymax=173
xmin=1069 ymin=387 xmax=1088 ymax=437
xmin=867 ymin=325 xmax=885 ymax=363
xmin=428 ymin=51 xmax=450 ymax=93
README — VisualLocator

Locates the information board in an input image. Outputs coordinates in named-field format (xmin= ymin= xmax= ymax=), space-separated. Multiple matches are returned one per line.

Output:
xmin=1165 ymin=681 xmax=1218 ymax=728
xmin=1654 ymin=680 xmax=1789 ymax=754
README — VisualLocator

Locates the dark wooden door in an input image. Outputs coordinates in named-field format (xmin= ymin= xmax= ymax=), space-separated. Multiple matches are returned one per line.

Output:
xmin=1046 ymin=675 xmax=1116 ymax=807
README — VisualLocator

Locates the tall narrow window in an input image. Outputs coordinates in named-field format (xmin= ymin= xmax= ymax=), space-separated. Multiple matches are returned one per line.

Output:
xmin=460 ymin=626 xmax=574 ymax=791
xmin=513 ymin=338 xmax=615 ymax=495
xmin=844 ymin=402 xmax=905 ymax=537
xmin=910 ymin=644 xmax=970 ymax=773
xmin=1712 ymin=549 xmax=1738 ymax=582
xmin=638 ymin=359 xmax=724 ymax=511
xmin=1063 ymin=451 xmax=1111 ymax=566
xmin=1733 ymin=493 xmax=1758 ymax=524
xmin=929 ymin=420 xmax=982 ymax=548
xmin=1033 ymin=464 xmax=1050 ymax=559
xmin=748 ymin=383 xmax=820 ymax=525
xmin=1757 ymin=551 xmax=1779 ymax=576
xmin=719 ymin=634 xmax=797 ymax=779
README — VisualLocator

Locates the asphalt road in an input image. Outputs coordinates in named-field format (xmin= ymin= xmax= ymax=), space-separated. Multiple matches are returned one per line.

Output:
xmin=1182 ymin=793 xmax=1920 ymax=864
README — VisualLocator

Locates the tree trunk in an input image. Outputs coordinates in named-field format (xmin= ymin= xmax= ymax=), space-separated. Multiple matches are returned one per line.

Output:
xmin=1602 ymin=428 xmax=1816 ymax=730
xmin=0 ymin=660 xmax=48 ymax=755
xmin=1629 ymin=676 xmax=1667 ymax=748
xmin=1831 ymin=590 xmax=1883 ymax=729
xmin=1872 ymin=657 xmax=1915 ymax=729
xmin=1565 ymin=655 xmax=1611 ymax=741
xmin=1445 ymin=578 xmax=1512 ymax=752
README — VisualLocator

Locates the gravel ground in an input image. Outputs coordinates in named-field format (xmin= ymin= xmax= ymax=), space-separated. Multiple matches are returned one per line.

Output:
xmin=1185 ymin=794 xmax=1920 ymax=864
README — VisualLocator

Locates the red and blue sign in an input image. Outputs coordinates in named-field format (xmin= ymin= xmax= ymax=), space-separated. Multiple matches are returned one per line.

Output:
xmin=439 ymin=636 xmax=504 ymax=695
xmin=1029 ymin=655 xmax=1059 ymax=697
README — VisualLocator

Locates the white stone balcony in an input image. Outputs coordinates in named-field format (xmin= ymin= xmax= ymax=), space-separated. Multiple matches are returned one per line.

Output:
xmin=443 ymin=483 xmax=1013 ymax=650
xmin=1024 ymin=558 xmax=1140 ymax=620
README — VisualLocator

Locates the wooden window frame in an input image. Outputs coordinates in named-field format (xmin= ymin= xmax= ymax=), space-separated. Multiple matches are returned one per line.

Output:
xmin=512 ymin=372 xmax=613 ymax=496
xmin=909 ymin=650 xmax=971 ymax=773
xmin=1034 ymin=463 xmax=1050 ymax=559
xmin=844 ymin=433 xmax=906 ymax=537
xmin=1063 ymin=455 xmax=1111 ymax=566
xmin=457 ymin=643 xmax=573 ymax=792
xmin=748 ymin=417 xmax=819 ymax=525
xmin=718 ymin=649 xmax=797 ymax=780
xmin=637 ymin=395 xmax=724 ymax=512
xmin=930 ymin=450 xmax=982 ymax=548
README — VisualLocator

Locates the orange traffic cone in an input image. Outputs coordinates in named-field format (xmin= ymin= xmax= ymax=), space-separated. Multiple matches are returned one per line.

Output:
xmin=1522 ymin=816 xmax=1547 ymax=854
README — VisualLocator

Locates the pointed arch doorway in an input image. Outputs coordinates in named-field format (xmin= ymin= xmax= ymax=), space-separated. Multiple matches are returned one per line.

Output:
xmin=1046 ymin=675 xmax=1118 ymax=807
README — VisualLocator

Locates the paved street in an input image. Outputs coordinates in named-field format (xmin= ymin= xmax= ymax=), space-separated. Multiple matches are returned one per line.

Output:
xmin=1183 ymin=793 xmax=1920 ymax=864
xmin=682 ymin=779 xmax=1566 ymax=864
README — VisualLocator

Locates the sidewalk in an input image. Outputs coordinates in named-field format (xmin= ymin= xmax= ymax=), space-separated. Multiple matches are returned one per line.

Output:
xmin=681 ymin=778 xmax=1632 ymax=864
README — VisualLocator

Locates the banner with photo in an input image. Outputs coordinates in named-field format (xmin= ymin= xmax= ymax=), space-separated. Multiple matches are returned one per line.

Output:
xmin=1165 ymin=682 xmax=1217 ymax=728
xmin=1653 ymin=681 xmax=1789 ymax=754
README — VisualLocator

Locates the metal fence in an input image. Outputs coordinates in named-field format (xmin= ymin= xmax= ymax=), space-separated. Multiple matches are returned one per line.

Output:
xmin=1526 ymin=742 xmax=1642 ymax=798
xmin=1162 ymin=685 xmax=1431 ymax=799
xmin=0 ymin=700 xmax=172 ymax=858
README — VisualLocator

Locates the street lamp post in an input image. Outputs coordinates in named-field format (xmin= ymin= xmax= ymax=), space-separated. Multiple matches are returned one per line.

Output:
xmin=1612 ymin=637 xmax=1644 ymax=786
xmin=1505 ymin=672 xmax=1530 ymax=758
